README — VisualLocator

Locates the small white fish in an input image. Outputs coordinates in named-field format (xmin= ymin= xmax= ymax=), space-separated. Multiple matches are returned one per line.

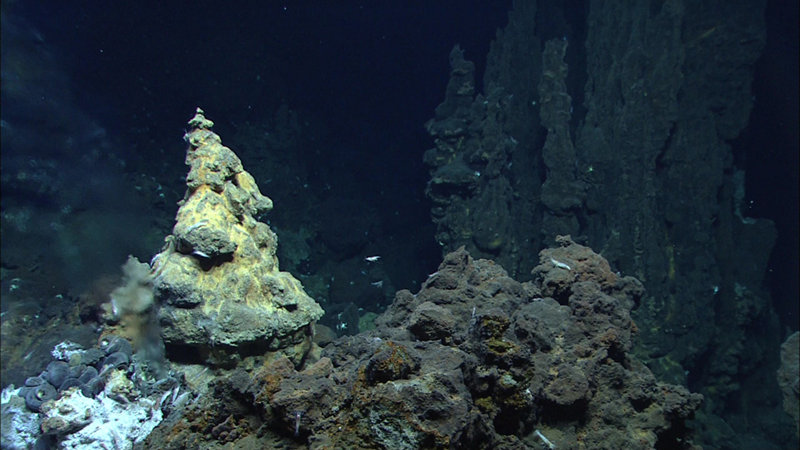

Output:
xmin=365 ymin=255 xmax=381 ymax=262
xmin=550 ymin=258 xmax=571 ymax=271
xmin=371 ymin=280 xmax=383 ymax=288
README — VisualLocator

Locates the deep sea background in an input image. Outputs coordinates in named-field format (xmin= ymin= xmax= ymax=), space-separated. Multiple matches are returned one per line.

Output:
xmin=1 ymin=0 xmax=797 ymax=447
xmin=1 ymin=1 xmax=515 ymax=301
xmin=3 ymin=0 xmax=795 ymax=333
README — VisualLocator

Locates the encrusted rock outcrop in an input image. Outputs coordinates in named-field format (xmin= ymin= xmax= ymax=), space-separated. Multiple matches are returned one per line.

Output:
xmin=152 ymin=108 xmax=323 ymax=365
xmin=778 ymin=331 xmax=799 ymax=435
xmin=144 ymin=236 xmax=702 ymax=448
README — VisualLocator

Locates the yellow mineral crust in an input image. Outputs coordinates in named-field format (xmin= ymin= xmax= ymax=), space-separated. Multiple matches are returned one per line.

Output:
xmin=153 ymin=108 xmax=323 ymax=355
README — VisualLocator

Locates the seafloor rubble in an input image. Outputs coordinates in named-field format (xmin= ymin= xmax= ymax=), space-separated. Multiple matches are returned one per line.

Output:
xmin=142 ymin=236 xmax=703 ymax=449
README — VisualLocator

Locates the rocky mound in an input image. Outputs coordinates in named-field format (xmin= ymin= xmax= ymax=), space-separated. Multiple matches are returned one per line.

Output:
xmin=145 ymin=236 xmax=702 ymax=449
xmin=152 ymin=109 xmax=324 ymax=367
